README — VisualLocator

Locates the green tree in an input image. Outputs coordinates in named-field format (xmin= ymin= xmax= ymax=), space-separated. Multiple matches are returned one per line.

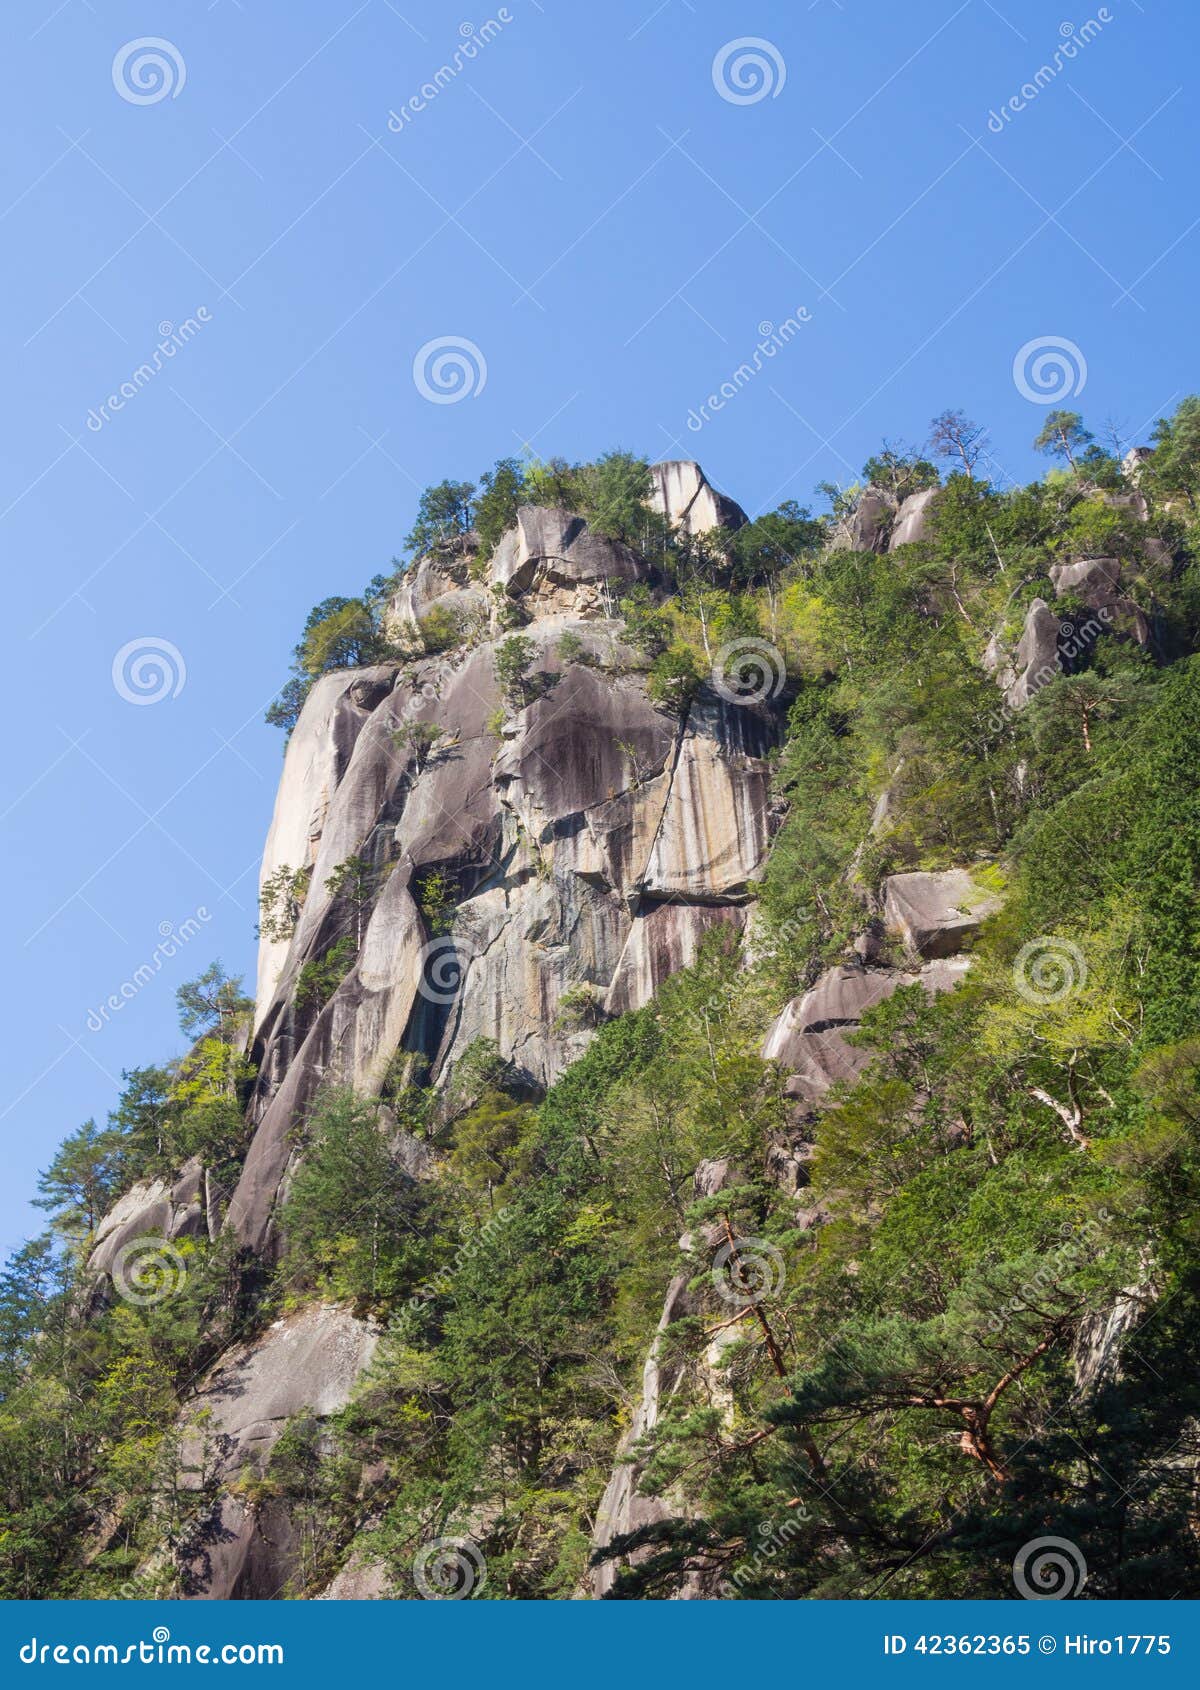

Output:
xmin=1034 ymin=409 xmax=1094 ymax=471
xmin=404 ymin=480 xmax=476 ymax=555
xmin=34 ymin=1120 xmax=123 ymax=1236
xmin=474 ymin=457 xmax=528 ymax=557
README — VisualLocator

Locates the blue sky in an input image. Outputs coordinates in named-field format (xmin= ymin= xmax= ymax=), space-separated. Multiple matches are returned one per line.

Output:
xmin=1 ymin=0 xmax=1196 ymax=1251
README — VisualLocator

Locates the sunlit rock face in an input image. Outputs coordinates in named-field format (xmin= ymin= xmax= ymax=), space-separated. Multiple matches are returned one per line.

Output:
xmin=231 ymin=472 xmax=783 ymax=1256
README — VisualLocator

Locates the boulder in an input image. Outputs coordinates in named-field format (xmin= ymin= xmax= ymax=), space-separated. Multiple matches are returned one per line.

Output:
xmin=648 ymin=460 xmax=746 ymax=536
xmin=761 ymin=959 xmax=970 ymax=1105
xmin=888 ymin=487 xmax=939 ymax=550
xmin=382 ymin=552 xmax=488 ymax=649
xmin=883 ymin=870 xmax=1001 ymax=958
xmin=1005 ymin=598 xmax=1062 ymax=709
xmin=490 ymin=507 xmax=648 ymax=609
xmin=88 ymin=1159 xmax=213 ymax=1282
xmin=830 ymin=488 xmax=892 ymax=553
xmin=178 ymin=1304 xmax=378 ymax=1599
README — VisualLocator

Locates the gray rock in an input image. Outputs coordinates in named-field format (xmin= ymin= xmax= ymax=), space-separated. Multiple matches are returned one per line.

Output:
xmin=888 ymin=487 xmax=939 ymax=551
xmin=178 ymin=1304 xmax=378 ymax=1599
xmin=1005 ymin=598 xmax=1062 ymax=709
xmin=587 ymin=1274 xmax=696 ymax=1599
xmin=1048 ymin=556 xmax=1123 ymax=601
xmin=883 ymin=870 xmax=1001 ymax=959
xmin=761 ymin=960 xmax=970 ymax=1106
xmin=830 ymin=488 xmax=893 ymax=553
xmin=490 ymin=507 xmax=648 ymax=609
xmin=88 ymin=1159 xmax=212 ymax=1282
xmin=648 ymin=460 xmax=746 ymax=536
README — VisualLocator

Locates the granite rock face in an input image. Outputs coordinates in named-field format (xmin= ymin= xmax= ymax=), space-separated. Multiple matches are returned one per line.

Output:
xmin=178 ymin=1305 xmax=378 ymax=1599
xmin=649 ymin=460 xmax=746 ymax=536
xmin=888 ymin=487 xmax=939 ymax=550
xmin=830 ymin=487 xmax=893 ymax=553
xmin=230 ymin=479 xmax=783 ymax=1256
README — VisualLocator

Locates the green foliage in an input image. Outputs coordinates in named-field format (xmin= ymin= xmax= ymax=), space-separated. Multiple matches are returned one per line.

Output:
xmin=404 ymin=479 xmax=476 ymax=555
xmin=281 ymin=1089 xmax=442 ymax=1311
xmin=258 ymin=863 xmax=312 ymax=943
xmin=474 ymin=457 xmax=528 ymax=559
xmin=294 ymin=936 xmax=356 ymax=1015
xmin=176 ymin=962 xmax=252 ymax=1041
xmin=494 ymin=633 xmax=537 ymax=707
xmin=647 ymin=643 xmax=700 ymax=711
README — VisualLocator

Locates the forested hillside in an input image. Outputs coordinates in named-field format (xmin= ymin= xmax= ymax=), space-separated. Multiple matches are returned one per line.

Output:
xmin=5 ymin=406 xmax=1200 ymax=1600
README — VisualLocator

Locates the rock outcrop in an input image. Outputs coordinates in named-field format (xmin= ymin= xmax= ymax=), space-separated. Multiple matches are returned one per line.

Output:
xmin=649 ymin=460 xmax=746 ymax=536
xmin=882 ymin=869 xmax=1001 ymax=959
xmin=231 ymin=478 xmax=782 ymax=1257
xmin=178 ymin=1305 xmax=378 ymax=1599
xmin=761 ymin=957 xmax=970 ymax=1105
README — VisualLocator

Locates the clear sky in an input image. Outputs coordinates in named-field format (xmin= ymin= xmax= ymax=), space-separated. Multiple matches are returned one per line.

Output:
xmin=2 ymin=0 xmax=1196 ymax=1251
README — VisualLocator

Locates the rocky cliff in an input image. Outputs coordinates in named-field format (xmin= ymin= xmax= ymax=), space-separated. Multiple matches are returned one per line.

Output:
xmin=62 ymin=438 xmax=1194 ymax=1604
